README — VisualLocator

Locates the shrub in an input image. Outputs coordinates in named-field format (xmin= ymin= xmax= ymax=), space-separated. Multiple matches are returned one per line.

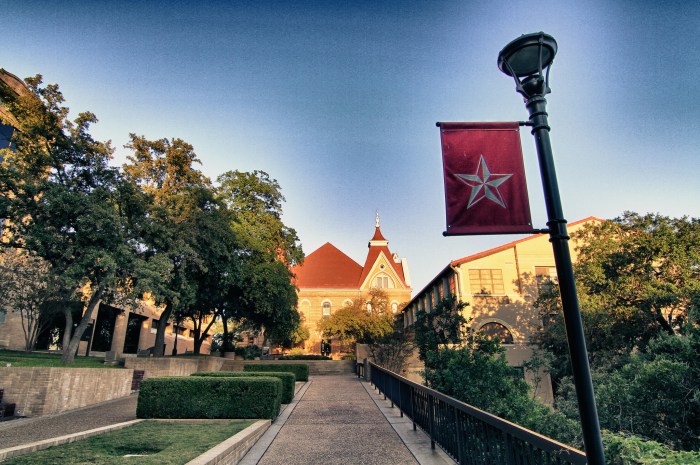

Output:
xmin=603 ymin=432 xmax=700 ymax=465
xmin=244 ymin=363 xmax=309 ymax=382
xmin=194 ymin=371 xmax=295 ymax=404
xmin=235 ymin=345 xmax=262 ymax=360
xmin=278 ymin=354 xmax=330 ymax=360
xmin=136 ymin=376 xmax=281 ymax=420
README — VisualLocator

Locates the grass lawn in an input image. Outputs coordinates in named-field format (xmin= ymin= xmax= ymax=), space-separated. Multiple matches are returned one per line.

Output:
xmin=2 ymin=419 xmax=255 ymax=465
xmin=0 ymin=349 xmax=117 ymax=368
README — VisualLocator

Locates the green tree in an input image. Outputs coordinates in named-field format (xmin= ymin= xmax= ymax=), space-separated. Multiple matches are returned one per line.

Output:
xmin=0 ymin=76 xmax=158 ymax=363
xmin=215 ymin=170 xmax=302 ymax=350
xmin=123 ymin=134 xmax=224 ymax=356
xmin=535 ymin=213 xmax=700 ymax=450
xmin=317 ymin=288 xmax=395 ymax=346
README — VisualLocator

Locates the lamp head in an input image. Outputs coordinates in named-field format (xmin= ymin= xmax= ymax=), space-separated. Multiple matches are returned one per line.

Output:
xmin=498 ymin=32 xmax=557 ymax=99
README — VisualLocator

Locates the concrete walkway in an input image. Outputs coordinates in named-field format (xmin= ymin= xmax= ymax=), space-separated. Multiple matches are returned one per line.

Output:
xmin=241 ymin=375 xmax=454 ymax=465
xmin=0 ymin=394 xmax=138 ymax=449
xmin=0 ymin=375 xmax=454 ymax=465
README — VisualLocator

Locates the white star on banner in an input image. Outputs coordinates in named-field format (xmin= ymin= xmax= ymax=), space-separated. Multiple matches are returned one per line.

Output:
xmin=455 ymin=155 xmax=513 ymax=209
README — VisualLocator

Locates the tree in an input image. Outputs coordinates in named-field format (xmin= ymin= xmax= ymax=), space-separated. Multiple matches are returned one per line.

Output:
xmin=0 ymin=248 xmax=60 ymax=350
xmin=216 ymin=170 xmax=303 ymax=266
xmin=366 ymin=313 xmax=415 ymax=374
xmin=534 ymin=213 xmax=700 ymax=450
xmin=123 ymin=134 xmax=221 ymax=356
xmin=215 ymin=170 xmax=303 ymax=350
xmin=317 ymin=288 xmax=395 ymax=347
xmin=412 ymin=296 xmax=582 ymax=447
xmin=0 ymin=76 xmax=156 ymax=363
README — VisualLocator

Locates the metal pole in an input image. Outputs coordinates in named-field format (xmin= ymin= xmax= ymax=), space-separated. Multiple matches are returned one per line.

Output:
xmin=525 ymin=94 xmax=606 ymax=465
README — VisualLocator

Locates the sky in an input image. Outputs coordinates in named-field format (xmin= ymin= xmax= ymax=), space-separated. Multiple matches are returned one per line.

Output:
xmin=3 ymin=0 xmax=699 ymax=295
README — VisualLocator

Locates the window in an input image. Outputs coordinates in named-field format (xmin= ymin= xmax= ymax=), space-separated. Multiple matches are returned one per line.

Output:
xmin=391 ymin=302 xmax=398 ymax=314
xmin=448 ymin=275 xmax=456 ymax=296
xmin=535 ymin=266 xmax=558 ymax=294
xmin=469 ymin=269 xmax=505 ymax=295
xmin=478 ymin=322 xmax=514 ymax=344
xmin=322 ymin=301 xmax=331 ymax=318
xmin=373 ymin=274 xmax=394 ymax=288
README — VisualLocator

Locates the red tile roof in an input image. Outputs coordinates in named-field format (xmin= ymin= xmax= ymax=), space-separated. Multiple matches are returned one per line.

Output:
xmin=292 ymin=243 xmax=363 ymax=289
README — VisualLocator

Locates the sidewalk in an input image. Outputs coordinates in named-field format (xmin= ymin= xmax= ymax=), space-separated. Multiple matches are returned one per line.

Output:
xmin=0 ymin=394 xmax=138 ymax=449
xmin=241 ymin=374 xmax=454 ymax=465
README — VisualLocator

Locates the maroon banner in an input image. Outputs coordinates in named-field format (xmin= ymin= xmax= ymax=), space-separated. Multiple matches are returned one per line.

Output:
xmin=439 ymin=122 xmax=533 ymax=235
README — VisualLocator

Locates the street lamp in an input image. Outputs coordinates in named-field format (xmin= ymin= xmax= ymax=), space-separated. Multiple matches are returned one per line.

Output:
xmin=498 ymin=32 xmax=606 ymax=465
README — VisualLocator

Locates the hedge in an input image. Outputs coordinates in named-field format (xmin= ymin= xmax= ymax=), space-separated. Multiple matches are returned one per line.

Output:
xmin=278 ymin=354 xmax=330 ymax=360
xmin=194 ymin=371 xmax=295 ymax=404
xmin=244 ymin=363 xmax=309 ymax=382
xmin=136 ymin=376 xmax=281 ymax=420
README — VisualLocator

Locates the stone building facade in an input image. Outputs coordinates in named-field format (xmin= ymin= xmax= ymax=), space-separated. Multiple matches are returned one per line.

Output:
xmin=292 ymin=215 xmax=412 ymax=353
xmin=402 ymin=217 xmax=600 ymax=404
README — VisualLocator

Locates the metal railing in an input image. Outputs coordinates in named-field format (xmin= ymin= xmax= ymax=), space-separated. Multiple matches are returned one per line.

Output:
xmin=368 ymin=361 xmax=587 ymax=465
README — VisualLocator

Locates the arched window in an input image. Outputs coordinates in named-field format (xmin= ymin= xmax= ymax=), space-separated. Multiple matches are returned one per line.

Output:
xmin=391 ymin=302 xmax=399 ymax=314
xmin=478 ymin=322 xmax=514 ymax=344
xmin=322 ymin=301 xmax=331 ymax=318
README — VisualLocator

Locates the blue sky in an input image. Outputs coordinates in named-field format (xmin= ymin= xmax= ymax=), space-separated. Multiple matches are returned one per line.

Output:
xmin=4 ymin=0 xmax=699 ymax=293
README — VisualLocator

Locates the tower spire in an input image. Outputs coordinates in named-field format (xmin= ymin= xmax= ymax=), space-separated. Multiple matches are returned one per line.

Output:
xmin=375 ymin=209 xmax=380 ymax=229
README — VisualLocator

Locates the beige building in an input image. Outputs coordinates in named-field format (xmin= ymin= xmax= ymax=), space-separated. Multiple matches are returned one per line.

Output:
xmin=292 ymin=214 xmax=412 ymax=353
xmin=402 ymin=217 xmax=600 ymax=404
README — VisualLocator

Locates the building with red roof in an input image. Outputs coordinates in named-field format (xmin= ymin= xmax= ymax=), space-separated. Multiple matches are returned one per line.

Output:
xmin=291 ymin=212 xmax=412 ymax=352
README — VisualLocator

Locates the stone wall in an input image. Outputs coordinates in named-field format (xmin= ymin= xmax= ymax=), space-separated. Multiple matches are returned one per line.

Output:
xmin=124 ymin=356 xmax=225 ymax=379
xmin=0 ymin=367 xmax=133 ymax=416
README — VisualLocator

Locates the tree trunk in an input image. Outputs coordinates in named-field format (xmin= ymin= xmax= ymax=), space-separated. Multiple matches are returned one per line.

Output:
xmin=153 ymin=301 xmax=173 ymax=357
xmin=193 ymin=315 xmax=216 ymax=355
xmin=61 ymin=286 xmax=103 ymax=364
xmin=62 ymin=307 xmax=73 ymax=352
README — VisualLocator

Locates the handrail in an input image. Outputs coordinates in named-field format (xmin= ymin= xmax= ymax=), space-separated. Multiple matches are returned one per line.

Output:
xmin=368 ymin=361 xmax=587 ymax=465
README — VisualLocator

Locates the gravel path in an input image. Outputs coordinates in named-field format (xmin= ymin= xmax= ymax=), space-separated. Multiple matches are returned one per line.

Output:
xmin=0 ymin=394 xmax=138 ymax=449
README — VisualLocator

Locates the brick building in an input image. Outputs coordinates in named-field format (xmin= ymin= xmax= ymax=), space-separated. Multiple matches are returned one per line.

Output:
xmin=292 ymin=213 xmax=412 ymax=353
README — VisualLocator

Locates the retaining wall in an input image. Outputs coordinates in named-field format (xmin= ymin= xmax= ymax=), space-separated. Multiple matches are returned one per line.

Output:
xmin=124 ymin=356 xmax=225 ymax=379
xmin=0 ymin=367 xmax=133 ymax=416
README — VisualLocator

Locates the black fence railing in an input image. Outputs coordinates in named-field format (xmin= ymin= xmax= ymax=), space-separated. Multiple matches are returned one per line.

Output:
xmin=368 ymin=361 xmax=587 ymax=465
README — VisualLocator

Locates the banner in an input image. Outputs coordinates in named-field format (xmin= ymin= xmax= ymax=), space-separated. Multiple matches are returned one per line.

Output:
xmin=439 ymin=122 xmax=533 ymax=235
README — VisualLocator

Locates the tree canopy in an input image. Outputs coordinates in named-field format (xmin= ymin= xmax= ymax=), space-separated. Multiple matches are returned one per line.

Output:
xmin=1 ymin=74 xmax=303 ymax=361
xmin=534 ymin=212 xmax=700 ymax=450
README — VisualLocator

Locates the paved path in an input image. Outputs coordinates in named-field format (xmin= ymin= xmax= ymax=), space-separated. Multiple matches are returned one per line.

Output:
xmin=242 ymin=375 xmax=454 ymax=465
xmin=0 ymin=394 xmax=138 ymax=449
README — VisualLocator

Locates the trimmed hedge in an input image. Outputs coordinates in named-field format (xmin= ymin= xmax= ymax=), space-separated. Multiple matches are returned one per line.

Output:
xmin=194 ymin=371 xmax=296 ymax=404
xmin=136 ymin=376 xmax=281 ymax=420
xmin=244 ymin=363 xmax=309 ymax=382
xmin=278 ymin=354 xmax=330 ymax=360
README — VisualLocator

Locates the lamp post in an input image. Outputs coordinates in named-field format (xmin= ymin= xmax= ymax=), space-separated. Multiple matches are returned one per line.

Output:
xmin=498 ymin=32 xmax=606 ymax=465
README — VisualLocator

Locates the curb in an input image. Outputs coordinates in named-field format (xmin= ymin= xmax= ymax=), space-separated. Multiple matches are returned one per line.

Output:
xmin=0 ymin=419 xmax=143 ymax=461
xmin=186 ymin=420 xmax=271 ymax=465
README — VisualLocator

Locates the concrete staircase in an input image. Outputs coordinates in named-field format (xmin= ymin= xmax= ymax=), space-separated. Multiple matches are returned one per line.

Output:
xmin=220 ymin=359 xmax=356 ymax=376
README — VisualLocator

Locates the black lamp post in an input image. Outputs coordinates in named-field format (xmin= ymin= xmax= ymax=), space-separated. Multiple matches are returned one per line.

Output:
xmin=498 ymin=32 xmax=606 ymax=465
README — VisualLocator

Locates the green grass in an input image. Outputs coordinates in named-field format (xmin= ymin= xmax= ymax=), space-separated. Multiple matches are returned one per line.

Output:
xmin=2 ymin=419 xmax=255 ymax=465
xmin=0 ymin=349 xmax=118 ymax=368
